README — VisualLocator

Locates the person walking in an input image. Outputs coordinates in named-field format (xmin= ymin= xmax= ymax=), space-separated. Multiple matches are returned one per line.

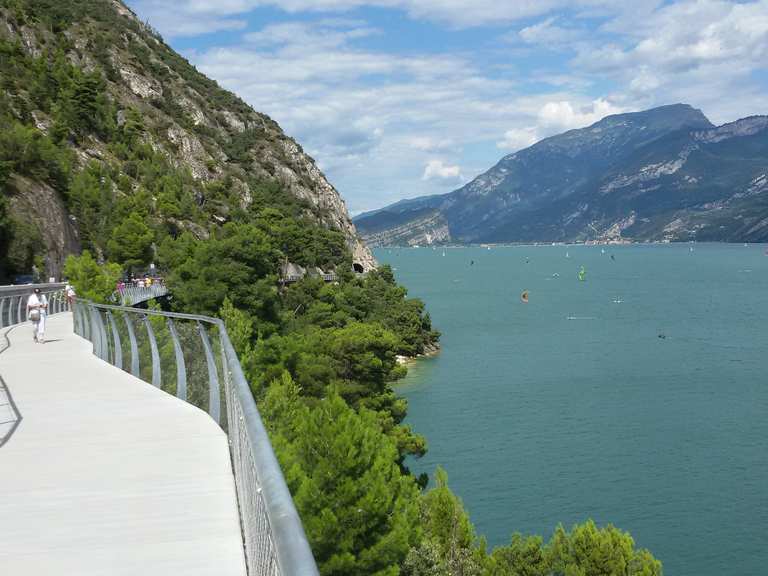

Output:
xmin=66 ymin=283 xmax=76 ymax=307
xmin=27 ymin=288 xmax=48 ymax=344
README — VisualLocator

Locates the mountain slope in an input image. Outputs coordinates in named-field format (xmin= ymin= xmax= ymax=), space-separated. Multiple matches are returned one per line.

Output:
xmin=0 ymin=0 xmax=374 ymax=281
xmin=356 ymin=105 xmax=768 ymax=245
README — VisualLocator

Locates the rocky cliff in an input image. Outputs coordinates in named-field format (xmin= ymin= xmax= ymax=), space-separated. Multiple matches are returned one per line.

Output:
xmin=0 ymin=0 xmax=374 ymax=281
xmin=356 ymin=104 xmax=768 ymax=244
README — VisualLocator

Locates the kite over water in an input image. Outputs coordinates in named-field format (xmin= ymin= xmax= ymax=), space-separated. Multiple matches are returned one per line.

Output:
xmin=521 ymin=290 xmax=529 ymax=303
xmin=578 ymin=266 xmax=586 ymax=282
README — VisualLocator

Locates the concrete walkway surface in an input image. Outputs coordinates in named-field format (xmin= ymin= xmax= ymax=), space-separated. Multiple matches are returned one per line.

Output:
xmin=0 ymin=313 xmax=247 ymax=575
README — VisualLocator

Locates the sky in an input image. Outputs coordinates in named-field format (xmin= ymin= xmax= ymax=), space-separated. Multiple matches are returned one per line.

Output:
xmin=125 ymin=0 xmax=768 ymax=214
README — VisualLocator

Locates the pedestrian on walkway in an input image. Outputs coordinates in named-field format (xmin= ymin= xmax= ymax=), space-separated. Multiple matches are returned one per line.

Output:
xmin=27 ymin=288 xmax=48 ymax=344
xmin=66 ymin=283 xmax=76 ymax=307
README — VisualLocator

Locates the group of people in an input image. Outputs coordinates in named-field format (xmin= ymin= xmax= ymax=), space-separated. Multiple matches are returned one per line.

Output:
xmin=116 ymin=276 xmax=164 ymax=293
xmin=26 ymin=284 xmax=76 ymax=344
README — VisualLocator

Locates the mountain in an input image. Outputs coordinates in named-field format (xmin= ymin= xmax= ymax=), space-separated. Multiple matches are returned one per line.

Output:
xmin=0 ymin=0 xmax=374 ymax=282
xmin=355 ymin=104 xmax=768 ymax=245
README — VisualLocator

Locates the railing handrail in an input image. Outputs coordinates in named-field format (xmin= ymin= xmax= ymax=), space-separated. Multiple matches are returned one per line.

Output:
xmin=0 ymin=282 xmax=66 ymax=295
xmin=0 ymin=284 xmax=70 ymax=330
xmin=88 ymin=301 xmax=218 ymax=322
xmin=113 ymin=284 xmax=169 ymax=306
xmin=81 ymin=300 xmax=319 ymax=575
xmin=218 ymin=319 xmax=319 ymax=576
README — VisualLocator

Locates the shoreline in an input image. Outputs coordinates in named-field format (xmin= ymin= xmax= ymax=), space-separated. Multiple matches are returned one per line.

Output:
xmin=396 ymin=342 xmax=441 ymax=366
xmin=377 ymin=240 xmax=768 ymax=249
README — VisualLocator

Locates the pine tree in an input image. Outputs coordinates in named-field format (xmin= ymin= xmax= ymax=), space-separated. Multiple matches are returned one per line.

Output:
xmin=107 ymin=211 xmax=154 ymax=272
xmin=262 ymin=375 xmax=422 ymax=576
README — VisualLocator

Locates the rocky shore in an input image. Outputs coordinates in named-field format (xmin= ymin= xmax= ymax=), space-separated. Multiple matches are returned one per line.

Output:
xmin=396 ymin=342 xmax=441 ymax=365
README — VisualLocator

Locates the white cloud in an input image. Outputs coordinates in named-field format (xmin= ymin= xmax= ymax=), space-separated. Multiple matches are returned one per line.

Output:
xmin=496 ymin=127 xmax=539 ymax=151
xmin=408 ymin=136 xmax=456 ymax=152
xmin=244 ymin=20 xmax=379 ymax=49
xmin=572 ymin=0 xmax=768 ymax=120
xmin=537 ymin=98 xmax=626 ymax=130
xmin=422 ymin=159 xmax=463 ymax=182
xmin=131 ymin=0 xmax=635 ymax=35
xmin=517 ymin=17 xmax=586 ymax=48
xmin=129 ymin=1 xmax=249 ymax=36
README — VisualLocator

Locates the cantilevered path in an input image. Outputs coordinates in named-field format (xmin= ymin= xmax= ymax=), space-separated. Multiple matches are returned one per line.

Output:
xmin=0 ymin=313 xmax=247 ymax=575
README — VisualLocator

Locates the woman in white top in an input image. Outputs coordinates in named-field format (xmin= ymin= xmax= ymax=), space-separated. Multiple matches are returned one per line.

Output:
xmin=27 ymin=288 xmax=48 ymax=344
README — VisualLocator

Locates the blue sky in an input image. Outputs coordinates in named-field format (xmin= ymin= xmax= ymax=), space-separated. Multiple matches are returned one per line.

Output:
xmin=126 ymin=0 xmax=768 ymax=214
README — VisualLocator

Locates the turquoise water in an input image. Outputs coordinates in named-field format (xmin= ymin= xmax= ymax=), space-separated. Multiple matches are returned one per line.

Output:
xmin=375 ymin=244 xmax=768 ymax=576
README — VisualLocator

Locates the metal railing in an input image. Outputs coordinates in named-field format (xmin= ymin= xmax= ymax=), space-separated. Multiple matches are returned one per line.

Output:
xmin=73 ymin=300 xmax=319 ymax=576
xmin=113 ymin=283 xmax=169 ymax=306
xmin=0 ymin=283 xmax=70 ymax=329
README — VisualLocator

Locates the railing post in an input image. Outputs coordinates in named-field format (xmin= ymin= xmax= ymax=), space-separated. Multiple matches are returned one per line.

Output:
xmin=198 ymin=321 xmax=220 ymax=424
xmin=93 ymin=307 xmax=103 ymax=359
xmin=142 ymin=315 xmax=162 ymax=388
xmin=98 ymin=308 xmax=111 ymax=361
xmin=124 ymin=313 xmax=140 ymax=378
xmin=107 ymin=311 xmax=123 ymax=370
xmin=77 ymin=301 xmax=87 ymax=337
xmin=0 ymin=297 xmax=6 ymax=329
xmin=167 ymin=319 xmax=187 ymax=402
xmin=74 ymin=301 xmax=81 ymax=336
xmin=16 ymin=295 xmax=23 ymax=325
xmin=87 ymin=305 xmax=99 ymax=355
xmin=82 ymin=302 xmax=92 ymax=341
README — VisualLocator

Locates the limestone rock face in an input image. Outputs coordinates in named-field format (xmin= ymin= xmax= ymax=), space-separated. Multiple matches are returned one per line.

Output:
xmin=120 ymin=67 xmax=162 ymax=99
xmin=361 ymin=211 xmax=450 ymax=247
xmin=7 ymin=176 xmax=81 ymax=281
xmin=271 ymin=139 xmax=375 ymax=269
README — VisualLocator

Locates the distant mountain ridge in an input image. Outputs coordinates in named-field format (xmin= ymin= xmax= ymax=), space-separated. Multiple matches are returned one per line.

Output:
xmin=355 ymin=104 xmax=768 ymax=245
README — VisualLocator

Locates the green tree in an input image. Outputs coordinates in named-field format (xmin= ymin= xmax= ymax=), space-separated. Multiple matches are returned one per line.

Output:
xmin=160 ymin=223 xmax=281 ymax=324
xmin=0 ymin=119 xmax=71 ymax=190
xmin=0 ymin=193 xmax=14 ymax=282
xmin=486 ymin=534 xmax=550 ymax=576
xmin=119 ymin=107 xmax=145 ymax=147
xmin=107 ymin=211 xmax=154 ymax=272
xmin=4 ymin=215 xmax=43 ymax=277
xmin=487 ymin=520 xmax=662 ymax=576
xmin=547 ymin=520 xmax=661 ymax=576
xmin=62 ymin=250 xmax=122 ymax=302
xmin=283 ymin=265 xmax=439 ymax=357
xmin=67 ymin=162 xmax=113 ymax=252
xmin=261 ymin=375 xmax=421 ymax=576
xmin=403 ymin=467 xmax=485 ymax=576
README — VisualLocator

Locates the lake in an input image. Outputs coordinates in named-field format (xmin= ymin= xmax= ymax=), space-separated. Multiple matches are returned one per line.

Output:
xmin=375 ymin=243 xmax=768 ymax=576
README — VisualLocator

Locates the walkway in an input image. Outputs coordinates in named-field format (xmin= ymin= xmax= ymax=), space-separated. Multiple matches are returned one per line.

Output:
xmin=0 ymin=313 xmax=247 ymax=575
